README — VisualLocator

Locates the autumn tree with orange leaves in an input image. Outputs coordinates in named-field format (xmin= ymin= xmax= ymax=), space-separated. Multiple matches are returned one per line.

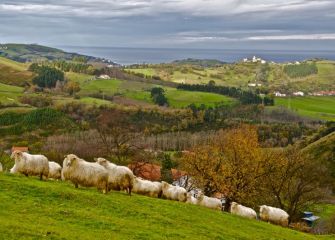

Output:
xmin=181 ymin=125 xmax=331 ymax=218
xmin=182 ymin=125 xmax=268 ymax=211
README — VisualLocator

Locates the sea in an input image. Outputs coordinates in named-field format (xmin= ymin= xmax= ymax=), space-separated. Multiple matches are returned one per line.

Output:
xmin=58 ymin=46 xmax=335 ymax=65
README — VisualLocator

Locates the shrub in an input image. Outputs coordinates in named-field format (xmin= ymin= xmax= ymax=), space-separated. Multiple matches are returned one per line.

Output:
xmin=19 ymin=95 xmax=53 ymax=108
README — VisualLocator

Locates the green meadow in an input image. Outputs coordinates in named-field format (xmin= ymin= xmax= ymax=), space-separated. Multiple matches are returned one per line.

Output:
xmin=275 ymin=96 xmax=335 ymax=121
xmin=77 ymin=78 xmax=235 ymax=108
xmin=0 ymin=173 xmax=333 ymax=240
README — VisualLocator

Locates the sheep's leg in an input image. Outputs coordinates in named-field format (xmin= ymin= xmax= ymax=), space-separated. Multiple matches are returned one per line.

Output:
xmin=128 ymin=187 xmax=132 ymax=196
xmin=40 ymin=174 xmax=43 ymax=180
xmin=24 ymin=173 xmax=28 ymax=177
xmin=74 ymin=183 xmax=78 ymax=188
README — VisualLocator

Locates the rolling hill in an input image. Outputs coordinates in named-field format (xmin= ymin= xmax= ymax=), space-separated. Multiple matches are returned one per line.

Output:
xmin=0 ymin=173 xmax=333 ymax=240
xmin=126 ymin=60 xmax=335 ymax=93
xmin=78 ymin=78 xmax=236 ymax=108
xmin=303 ymin=131 xmax=335 ymax=178
xmin=0 ymin=57 xmax=35 ymax=86
xmin=0 ymin=44 xmax=100 ymax=63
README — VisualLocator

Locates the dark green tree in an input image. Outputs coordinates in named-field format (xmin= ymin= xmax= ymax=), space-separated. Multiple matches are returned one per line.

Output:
xmin=150 ymin=87 xmax=168 ymax=106
xmin=32 ymin=66 xmax=64 ymax=88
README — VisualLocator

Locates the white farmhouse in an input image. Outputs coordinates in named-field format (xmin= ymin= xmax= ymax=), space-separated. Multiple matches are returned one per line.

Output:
xmin=274 ymin=91 xmax=286 ymax=97
xmin=98 ymin=74 xmax=110 ymax=79
xmin=293 ymin=91 xmax=305 ymax=97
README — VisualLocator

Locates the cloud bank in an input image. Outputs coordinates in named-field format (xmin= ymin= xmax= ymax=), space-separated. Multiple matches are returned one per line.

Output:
xmin=0 ymin=0 xmax=334 ymax=49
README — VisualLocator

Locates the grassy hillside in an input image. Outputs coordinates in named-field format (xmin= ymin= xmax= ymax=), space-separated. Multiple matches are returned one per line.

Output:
xmin=78 ymin=78 xmax=236 ymax=108
xmin=0 ymin=173 xmax=333 ymax=240
xmin=0 ymin=57 xmax=35 ymax=86
xmin=0 ymin=83 xmax=24 ymax=105
xmin=303 ymin=131 xmax=335 ymax=178
xmin=275 ymin=97 xmax=335 ymax=121
xmin=127 ymin=60 xmax=335 ymax=92
xmin=0 ymin=44 xmax=98 ymax=63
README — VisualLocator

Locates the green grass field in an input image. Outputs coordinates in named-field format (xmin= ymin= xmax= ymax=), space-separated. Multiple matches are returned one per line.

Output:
xmin=275 ymin=96 xmax=335 ymax=121
xmin=0 ymin=173 xmax=333 ymax=240
xmin=78 ymin=79 xmax=235 ymax=108
xmin=0 ymin=83 xmax=24 ymax=104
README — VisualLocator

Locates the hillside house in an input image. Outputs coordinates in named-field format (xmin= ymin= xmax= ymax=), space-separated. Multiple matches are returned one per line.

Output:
xmin=98 ymin=74 xmax=110 ymax=79
xmin=293 ymin=91 xmax=305 ymax=96
xmin=274 ymin=91 xmax=286 ymax=97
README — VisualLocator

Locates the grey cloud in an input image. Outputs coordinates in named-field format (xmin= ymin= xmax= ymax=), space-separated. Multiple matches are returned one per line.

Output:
xmin=0 ymin=0 xmax=334 ymax=49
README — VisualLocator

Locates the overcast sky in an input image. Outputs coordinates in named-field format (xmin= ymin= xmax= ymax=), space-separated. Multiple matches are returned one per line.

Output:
xmin=1 ymin=0 xmax=335 ymax=50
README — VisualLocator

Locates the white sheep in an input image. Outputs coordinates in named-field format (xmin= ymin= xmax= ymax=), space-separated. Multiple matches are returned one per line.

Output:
xmin=95 ymin=158 xmax=134 ymax=195
xmin=0 ymin=162 xmax=3 ymax=172
xmin=259 ymin=205 xmax=289 ymax=227
xmin=230 ymin=202 xmax=257 ymax=219
xmin=132 ymin=177 xmax=162 ymax=198
xmin=48 ymin=161 xmax=62 ymax=180
xmin=161 ymin=181 xmax=187 ymax=202
xmin=196 ymin=192 xmax=222 ymax=211
xmin=62 ymin=154 xmax=109 ymax=194
xmin=186 ymin=192 xmax=198 ymax=205
xmin=10 ymin=151 xmax=49 ymax=180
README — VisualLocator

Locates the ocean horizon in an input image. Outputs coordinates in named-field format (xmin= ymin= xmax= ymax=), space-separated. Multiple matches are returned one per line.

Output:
xmin=58 ymin=46 xmax=335 ymax=65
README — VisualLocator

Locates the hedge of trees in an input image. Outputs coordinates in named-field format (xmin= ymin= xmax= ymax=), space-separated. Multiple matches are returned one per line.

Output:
xmin=177 ymin=83 xmax=274 ymax=106
xmin=284 ymin=62 xmax=318 ymax=78
xmin=0 ymin=108 xmax=76 ymax=136
xmin=46 ymin=60 xmax=95 ymax=74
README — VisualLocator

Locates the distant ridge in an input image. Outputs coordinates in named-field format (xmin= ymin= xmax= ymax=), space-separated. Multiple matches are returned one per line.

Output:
xmin=0 ymin=43 xmax=115 ymax=64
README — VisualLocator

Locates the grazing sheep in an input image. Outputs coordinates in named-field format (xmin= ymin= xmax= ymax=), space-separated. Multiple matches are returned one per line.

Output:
xmin=161 ymin=181 xmax=187 ymax=202
xmin=197 ymin=192 xmax=222 ymax=211
xmin=230 ymin=202 xmax=257 ymax=219
xmin=95 ymin=158 xmax=134 ymax=195
xmin=132 ymin=177 xmax=162 ymax=198
xmin=48 ymin=161 xmax=62 ymax=180
xmin=0 ymin=162 xmax=3 ymax=172
xmin=259 ymin=205 xmax=289 ymax=227
xmin=62 ymin=154 xmax=109 ymax=194
xmin=10 ymin=151 xmax=49 ymax=180
xmin=186 ymin=192 xmax=198 ymax=205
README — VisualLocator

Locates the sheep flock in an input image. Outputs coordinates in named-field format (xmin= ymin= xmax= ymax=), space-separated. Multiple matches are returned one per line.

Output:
xmin=4 ymin=150 xmax=290 ymax=227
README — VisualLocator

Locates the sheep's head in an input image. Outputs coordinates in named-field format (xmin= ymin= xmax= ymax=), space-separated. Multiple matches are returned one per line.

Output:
xmin=259 ymin=205 xmax=268 ymax=217
xmin=64 ymin=154 xmax=79 ymax=167
xmin=11 ymin=151 xmax=23 ymax=161
xmin=161 ymin=181 xmax=169 ymax=189
xmin=230 ymin=202 xmax=238 ymax=212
